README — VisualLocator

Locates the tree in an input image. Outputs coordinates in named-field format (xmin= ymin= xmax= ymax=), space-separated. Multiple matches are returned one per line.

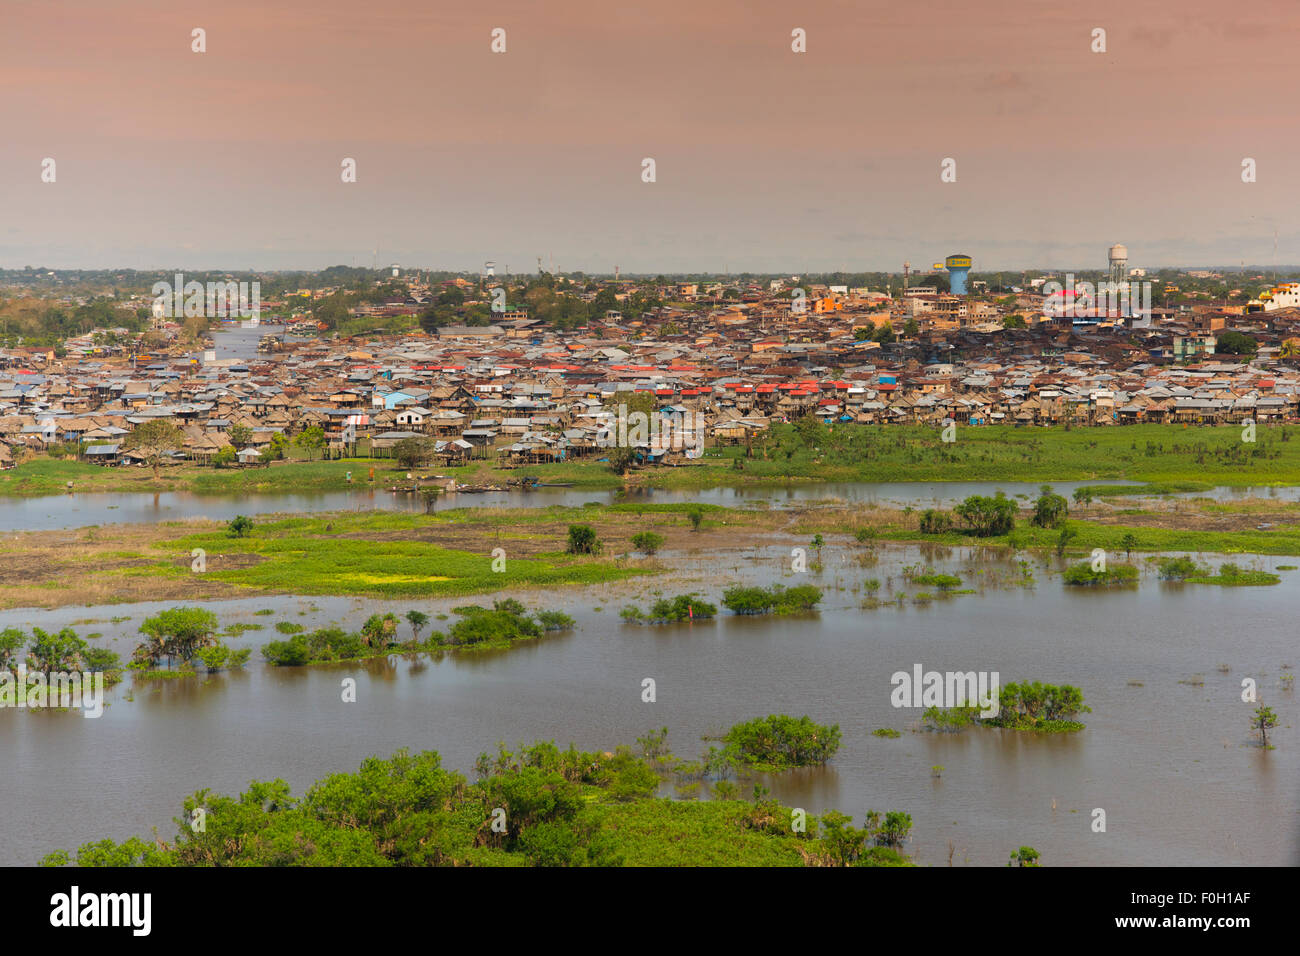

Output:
xmin=607 ymin=445 xmax=637 ymax=476
xmin=1003 ymin=314 xmax=1027 ymax=329
xmin=137 ymin=608 xmax=219 ymax=668
xmin=955 ymin=492 xmax=1016 ymax=537
xmin=227 ymin=515 xmax=254 ymax=537
xmin=686 ymin=506 xmax=705 ymax=531
xmin=1009 ymin=846 xmax=1041 ymax=867
xmin=872 ymin=321 xmax=896 ymax=344
xmin=918 ymin=509 xmax=952 ymax=534
xmin=819 ymin=810 xmax=866 ymax=866
xmin=1252 ymin=705 xmax=1278 ymax=746
xmin=394 ymin=436 xmax=434 ymax=469
xmin=124 ymin=419 xmax=184 ymax=478
xmin=26 ymin=627 xmax=88 ymax=672
xmin=1031 ymin=486 xmax=1069 ymax=528
xmin=293 ymin=425 xmax=326 ymax=461
xmin=794 ymin=415 xmax=822 ymax=449
xmin=631 ymin=531 xmax=664 ymax=555
xmin=1215 ymin=330 xmax=1257 ymax=356
xmin=228 ymin=423 xmax=252 ymax=449
xmin=0 ymin=627 xmax=25 ymax=668
xmin=193 ymin=645 xmax=251 ymax=673
xmin=405 ymin=611 xmax=429 ymax=644
xmin=1120 ymin=532 xmax=1138 ymax=558
xmin=361 ymin=613 xmax=398 ymax=650
xmin=566 ymin=524 xmax=600 ymax=555
xmin=875 ymin=811 xmax=912 ymax=849
xmin=213 ymin=446 xmax=236 ymax=468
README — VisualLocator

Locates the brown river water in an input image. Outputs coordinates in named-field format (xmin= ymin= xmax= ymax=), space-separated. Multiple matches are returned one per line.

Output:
xmin=1 ymin=542 xmax=1296 ymax=867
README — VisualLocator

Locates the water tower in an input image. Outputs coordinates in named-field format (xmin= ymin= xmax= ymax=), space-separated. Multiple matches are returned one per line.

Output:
xmin=1108 ymin=243 xmax=1128 ymax=286
xmin=945 ymin=254 xmax=973 ymax=295
xmin=484 ymin=261 xmax=495 ymax=278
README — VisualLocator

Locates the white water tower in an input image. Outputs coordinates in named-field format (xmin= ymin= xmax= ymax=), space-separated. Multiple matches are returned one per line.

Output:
xmin=1108 ymin=243 xmax=1128 ymax=286
xmin=484 ymin=261 xmax=495 ymax=278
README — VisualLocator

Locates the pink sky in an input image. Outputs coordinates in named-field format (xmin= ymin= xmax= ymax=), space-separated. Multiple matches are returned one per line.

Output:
xmin=2 ymin=0 xmax=1298 ymax=272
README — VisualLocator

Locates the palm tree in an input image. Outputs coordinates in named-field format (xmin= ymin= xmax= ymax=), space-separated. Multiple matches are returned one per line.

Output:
xmin=1280 ymin=338 xmax=1300 ymax=360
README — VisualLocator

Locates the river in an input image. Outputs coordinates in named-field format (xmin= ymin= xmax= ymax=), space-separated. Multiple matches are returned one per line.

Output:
xmin=8 ymin=479 xmax=1299 ymax=533
xmin=1 ymin=542 xmax=1295 ymax=867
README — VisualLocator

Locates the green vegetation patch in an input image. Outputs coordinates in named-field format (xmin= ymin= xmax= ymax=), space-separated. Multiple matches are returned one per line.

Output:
xmin=721 ymin=584 xmax=822 ymax=615
xmin=1062 ymin=562 xmax=1139 ymax=587
xmin=160 ymin=513 xmax=643 ymax=598
xmin=719 ymin=714 xmax=841 ymax=771
xmin=620 ymin=594 xmax=717 ymax=624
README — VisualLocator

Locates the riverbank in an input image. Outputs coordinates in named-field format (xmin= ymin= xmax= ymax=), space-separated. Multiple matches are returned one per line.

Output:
xmin=7 ymin=424 xmax=1300 ymax=498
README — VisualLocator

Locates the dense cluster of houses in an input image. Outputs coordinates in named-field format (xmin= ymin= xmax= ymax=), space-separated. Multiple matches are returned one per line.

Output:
xmin=3 ymin=288 xmax=1300 ymax=470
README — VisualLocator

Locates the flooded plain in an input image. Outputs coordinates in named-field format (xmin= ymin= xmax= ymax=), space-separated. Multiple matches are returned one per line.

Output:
xmin=2 ymin=541 xmax=1295 ymax=868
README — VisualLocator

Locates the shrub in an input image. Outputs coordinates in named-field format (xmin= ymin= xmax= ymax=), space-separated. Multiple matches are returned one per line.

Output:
xmin=955 ymin=493 xmax=1016 ymax=537
xmin=721 ymin=584 xmax=821 ymax=615
xmin=918 ymin=509 xmax=952 ymax=534
xmin=624 ymin=594 xmax=717 ymax=624
xmin=566 ymin=524 xmax=601 ymax=555
xmin=536 ymin=610 xmax=576 ymax=631
xmin=262 ymin=635 xmax=311 ymax=666
xmin=83 ymin=647 xmax=121 ymax=672
xmin=722 ymin=714 xmax=841 ymax=769
xmin=227 ymin=515 xmax=254 ymax=537
xmin=1158 ymin=556 xmax=1201 ymax=580
xmin=193 ymin=644 xmax=252 ymax=672
xmin=1030 ymin=487 xmax=1069 ymax=529
xmin=910 ymin=572 xmax=961 ymax=590
xmin=630 ymin=531 xmax=665 ymax=555
xmin=444 ymin=600 xmax=556 ymax=646
xmin=989 ymin=681 xmax=1089 ymax=731
xmin=1062 ymin=562 xmax=1138 ymax=587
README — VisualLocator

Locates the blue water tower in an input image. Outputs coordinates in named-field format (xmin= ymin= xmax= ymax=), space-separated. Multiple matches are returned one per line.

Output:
xmin=945 ymin=254 xmax=973 ymax=295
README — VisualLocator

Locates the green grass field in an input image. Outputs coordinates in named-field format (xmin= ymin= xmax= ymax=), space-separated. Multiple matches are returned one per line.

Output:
xmin=156 ymin=512 xmax=644 ymax=598
xmin=8 ymin=424 xmax=1300 ymax=497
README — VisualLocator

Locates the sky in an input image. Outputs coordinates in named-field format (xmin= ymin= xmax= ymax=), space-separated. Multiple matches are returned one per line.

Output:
xmin=3 ymin=0 xmax=1299 ymax=274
